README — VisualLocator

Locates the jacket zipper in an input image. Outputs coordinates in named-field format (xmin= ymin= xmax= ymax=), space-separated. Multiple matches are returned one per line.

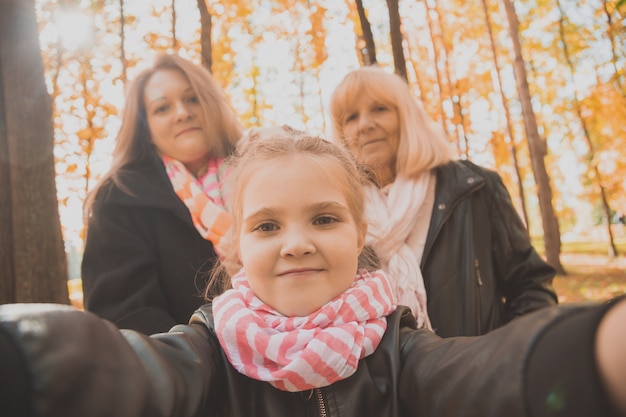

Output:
xmin=474 ymin=259 xmax=483 ymax=286
xmin=315 ymin=388 xmax=328 ymax=417
xmin=474 ymin=258 xmax=483 ymax=334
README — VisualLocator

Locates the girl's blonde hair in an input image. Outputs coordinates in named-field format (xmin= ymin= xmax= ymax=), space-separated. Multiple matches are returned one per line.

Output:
xmin=329 ymin=66 xmax=455 ymax=178
xmin=84 ymin=53 xmax=243 ymax=218
xmin=205 ymin=134 xmax=379 ymax=300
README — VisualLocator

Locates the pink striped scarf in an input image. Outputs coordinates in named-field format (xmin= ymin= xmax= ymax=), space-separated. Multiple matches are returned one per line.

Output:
xmin=212 ymin=269 xmax=396 ymax=392
xmin=162 ymin=155 xmax=232 ymax=251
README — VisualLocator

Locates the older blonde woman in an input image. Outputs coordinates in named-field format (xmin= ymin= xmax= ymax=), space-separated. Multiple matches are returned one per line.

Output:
xmin=330 ymin=66 xmax=557 ymax=336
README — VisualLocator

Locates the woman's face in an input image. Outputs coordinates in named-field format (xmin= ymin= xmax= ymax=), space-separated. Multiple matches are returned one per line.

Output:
xmin=237 ymin=155 xmax=366 ymax=317
xmin=144 ymin=69 xmax=210 ymax=175
xmin=340 ymin=94 xmax=400 ymax=186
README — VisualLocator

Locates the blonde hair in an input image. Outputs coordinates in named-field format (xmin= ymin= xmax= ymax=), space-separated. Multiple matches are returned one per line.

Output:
xmin=84 ymin=53 xmax=243 ymax=217
xmin=329 ymin=66 xmax=454 ymax=178
xmin=205 ymin=135 xmax=378 ymax=299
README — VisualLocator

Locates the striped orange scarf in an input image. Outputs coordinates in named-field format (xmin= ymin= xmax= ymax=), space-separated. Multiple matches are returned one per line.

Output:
xmin=212 ymin=269 xmax=396 ymax=392
xmin=162 ymin=155 xmax=232 ymax=251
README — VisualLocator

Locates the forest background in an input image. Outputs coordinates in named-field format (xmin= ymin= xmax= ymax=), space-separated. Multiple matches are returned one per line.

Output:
xmin=1 ymin=0 xmax=626 ymax=305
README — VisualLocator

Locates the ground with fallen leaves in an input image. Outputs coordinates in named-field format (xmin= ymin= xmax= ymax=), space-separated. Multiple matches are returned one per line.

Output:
xmin=554 ymin=254 xmax=626 ymax=303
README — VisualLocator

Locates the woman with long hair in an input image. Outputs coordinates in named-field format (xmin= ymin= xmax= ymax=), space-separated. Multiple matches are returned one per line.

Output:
xmin=81 ymin=54 xmax=243 ymax=334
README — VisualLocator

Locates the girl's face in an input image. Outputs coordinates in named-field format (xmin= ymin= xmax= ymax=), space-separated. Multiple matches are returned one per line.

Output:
xmin=144 ymin=69 xmax=210 ymax=175
xmin=237 ymin=155 xmax=366 ymax=317
xmin=340 ymin=93 xmax=400 ymax=186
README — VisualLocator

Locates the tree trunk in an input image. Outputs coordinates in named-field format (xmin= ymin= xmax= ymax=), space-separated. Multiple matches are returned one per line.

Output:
xmin=171 ymin=0 xmax=178 ymax=51
xmin=481 ymin=0 xmax=529 ymax=231
xmin=119 ymin=0 xmax=128 ymax=85
xmin=354 ymin=0 xmax=377 ymax=65
xmin=501 ymin=0 xmax=565 ymax=274
xmin=422 ymin=0 xmax=449 ymax=136
xmin=600 ymin=0 xmax=626 ymax=100
xmin=0 ymin=0 xmax=69 ymax=303
xmin=197 ymin=0 xmax=213 ymax=72
xmin=404 ymin=38 xmax=427 ymax=106
xmin=433 ymin=2 xmax=467 ymax=156
xmin=386 ymin=0 xmax=407 ymax=80
xmin=556 ymin=0 xmax=617 ymax=257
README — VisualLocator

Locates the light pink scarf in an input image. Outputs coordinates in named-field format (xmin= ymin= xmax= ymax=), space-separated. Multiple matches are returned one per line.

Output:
xmin=212 ymin=269 xmax=396 ymax=392
xmin=364 ymin=173 xmax=432 ymax=329
xmin=162 ymin=155 xmax=231 ymax=251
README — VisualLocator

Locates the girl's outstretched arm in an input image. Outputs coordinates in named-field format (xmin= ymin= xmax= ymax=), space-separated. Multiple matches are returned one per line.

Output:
xmin=596 ymin=297 xmax=626 ymax=415
xmin=398 ymin=297 xmax=626 ymax=417
xmin=0 ymin=304 xmax=220 ymax=417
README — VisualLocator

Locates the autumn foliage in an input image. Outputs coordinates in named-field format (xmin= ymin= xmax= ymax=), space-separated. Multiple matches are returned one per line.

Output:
xmin=34 ymin=0 xmax=626 ymax=262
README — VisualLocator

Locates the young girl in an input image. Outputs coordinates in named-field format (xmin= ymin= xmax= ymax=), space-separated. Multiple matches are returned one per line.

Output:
xmin=1 ymin=135 xmax=625 ymax=417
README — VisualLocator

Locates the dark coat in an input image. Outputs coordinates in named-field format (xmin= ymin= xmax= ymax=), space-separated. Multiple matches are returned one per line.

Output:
xmin=0 ymin=302 xmax=616 ymax=417
xmin=423 ymin=160 xmax=558 ymax=337
xmin=81 ymin=153 xmax=218 ymax=334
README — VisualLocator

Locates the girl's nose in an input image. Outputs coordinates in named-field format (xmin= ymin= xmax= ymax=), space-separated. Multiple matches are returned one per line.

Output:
xmin=279 ymin=227 xmax=316 ymax=257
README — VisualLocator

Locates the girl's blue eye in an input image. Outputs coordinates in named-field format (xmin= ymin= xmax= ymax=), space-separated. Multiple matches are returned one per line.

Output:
xmin=254 ymin=222 xmax=277 ymax=232
xmin=314 ymin=215 xmax=338 ymax=226
xmin=188 ymin=95 xmax=199 ymax=103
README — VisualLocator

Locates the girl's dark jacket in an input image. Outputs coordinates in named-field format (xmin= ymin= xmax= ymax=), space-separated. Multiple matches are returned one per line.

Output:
xmin=81 ymin=152 xmax=217 ymax=334
xmin=0 ymin=302 xmax=618 ymax=417
xmin=423 ymin=160 xmax=558 ymax=337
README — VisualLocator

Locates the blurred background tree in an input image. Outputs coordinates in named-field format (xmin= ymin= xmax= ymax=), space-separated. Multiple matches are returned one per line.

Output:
xmin=0 ymin=0 xmax=68 ymax=303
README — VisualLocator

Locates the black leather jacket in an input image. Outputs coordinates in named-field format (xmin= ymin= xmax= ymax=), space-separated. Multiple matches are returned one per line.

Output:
xmin=81 ymin=152 xmax=218 ymax=334
xmin=0 ymin=302 xmax=616 ymax=417
xmin=423 ymin=161 xmax=558 ymax=336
